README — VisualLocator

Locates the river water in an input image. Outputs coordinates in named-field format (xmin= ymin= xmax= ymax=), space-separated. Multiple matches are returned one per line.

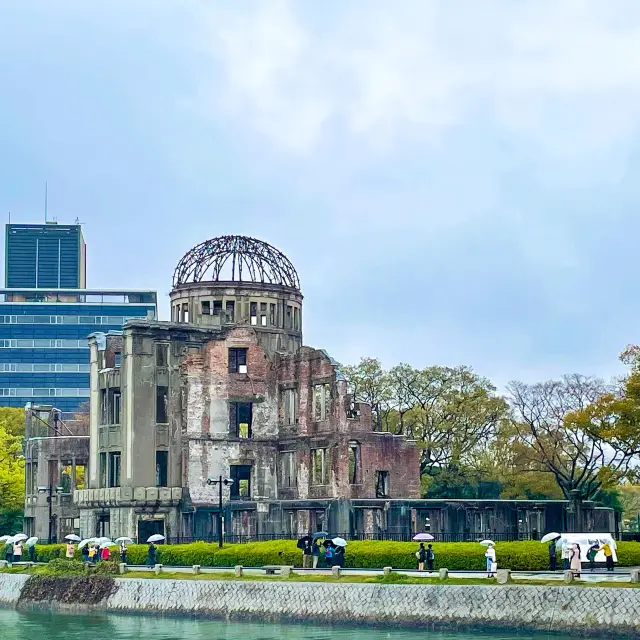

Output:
xmin=0 ymin=609 xmax=577 ymax=639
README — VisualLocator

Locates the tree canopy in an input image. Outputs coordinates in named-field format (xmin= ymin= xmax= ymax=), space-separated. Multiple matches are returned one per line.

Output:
xmin=345 ymin=348 xmax=640 ymax=510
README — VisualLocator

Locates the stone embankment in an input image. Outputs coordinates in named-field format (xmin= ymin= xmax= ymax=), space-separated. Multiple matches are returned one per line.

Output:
xmin=0 ymin=573 xmax=637 ymax=637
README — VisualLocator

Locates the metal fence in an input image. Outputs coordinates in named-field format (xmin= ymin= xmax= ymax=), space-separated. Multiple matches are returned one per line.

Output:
xmin=165 ymin=531 xmax=535 ymax=545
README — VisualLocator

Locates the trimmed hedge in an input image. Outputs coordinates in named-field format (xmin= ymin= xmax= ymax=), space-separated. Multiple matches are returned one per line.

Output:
xmin=24 ymin=540 xmax=640 ymax=571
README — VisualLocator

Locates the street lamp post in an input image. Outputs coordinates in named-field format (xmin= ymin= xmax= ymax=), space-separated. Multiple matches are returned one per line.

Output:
xmin=207 ymin=476 xmax=234 ymax=548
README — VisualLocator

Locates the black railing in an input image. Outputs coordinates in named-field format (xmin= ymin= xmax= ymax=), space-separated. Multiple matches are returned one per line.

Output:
xmin=165 ymin=531 xmax=534 ymax=545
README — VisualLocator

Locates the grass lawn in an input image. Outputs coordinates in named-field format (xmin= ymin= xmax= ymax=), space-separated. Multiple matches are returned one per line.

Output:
xmin=3 ymin=564 xmax=640 ymax=587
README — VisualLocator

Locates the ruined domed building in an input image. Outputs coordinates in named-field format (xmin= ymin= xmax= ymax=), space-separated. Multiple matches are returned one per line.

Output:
xmin=74 ymin=236 xmax=421 ymax=542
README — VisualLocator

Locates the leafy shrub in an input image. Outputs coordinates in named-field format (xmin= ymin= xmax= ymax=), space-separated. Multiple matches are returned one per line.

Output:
xmin=43 ymin=559 xmax=86 ymax=576
xmin=26 ymin=539 xmax=640 ymax=571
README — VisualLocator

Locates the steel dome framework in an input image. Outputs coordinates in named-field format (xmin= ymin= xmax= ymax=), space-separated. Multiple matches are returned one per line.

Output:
xmin=172 ymin=235 xmax=300 ymax=290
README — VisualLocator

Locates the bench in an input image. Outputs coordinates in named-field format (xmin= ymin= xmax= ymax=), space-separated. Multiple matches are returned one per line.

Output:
xmin=261 ymin=565 xmax=293 ymax=575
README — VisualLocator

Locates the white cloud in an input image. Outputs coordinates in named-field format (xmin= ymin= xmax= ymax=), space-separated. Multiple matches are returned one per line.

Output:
xmin=200 ymin=0 xmax=640 ymax=154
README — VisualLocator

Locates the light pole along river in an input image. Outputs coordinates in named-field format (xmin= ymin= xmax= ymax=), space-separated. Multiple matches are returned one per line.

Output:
xmin=207 ymin=475 xmax=234 ymax=548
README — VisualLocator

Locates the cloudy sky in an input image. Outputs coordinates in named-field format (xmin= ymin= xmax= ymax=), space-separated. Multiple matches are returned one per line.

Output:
xmin=1 ymin=0 xmax=639 ymax=387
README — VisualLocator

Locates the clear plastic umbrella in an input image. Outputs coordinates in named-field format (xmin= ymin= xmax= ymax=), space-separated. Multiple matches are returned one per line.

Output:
xmin=26 ymin=537 xmax=38 ymax=548
xmin=480 ymin=539 xmax=495 ymax=546
xmin=64 ymin=534 xmax=81 ymax=542
xmin=332 ymin=537 xmax=347 ymax=547
xmin=0 ymin=535 xmax=12 ymax=543
xmin=78 ymin=538 xmax=95 ymax=550
xmin=115 ymin=537 xmax=133 ymax=544
xmin=99 ymin=541 xmax=116 ymax=549
xmin=540 ymin=532 xmax=561 ymax=544
xmin=147 ymin=534 xmax=165 ymax=543
xmin=12 ymin=534 xmax=28 ymax=542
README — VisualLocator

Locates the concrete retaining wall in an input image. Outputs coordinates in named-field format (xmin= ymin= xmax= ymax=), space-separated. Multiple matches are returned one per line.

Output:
xmin=0 ymin=573 xmax=638 ymax=637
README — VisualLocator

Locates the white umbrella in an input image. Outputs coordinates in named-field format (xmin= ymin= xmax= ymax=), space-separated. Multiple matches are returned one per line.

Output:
xmin=3 ymin=537 xmax=15 ymax=545
xmin=12 ymin=534 xmax=28 ymax=542
xmin=332 ymin=537 xmax=347 ymax=547
xmin=78 ymin=538 xmax=95 ymax=550
xmin=540 ymin=532 xmax=561 ymax=544
xmin=100 ymin=541 xmax=116 ymax=549
xmin=413 ymin=533 xmax=435 ymax=541
xmin=96 ymin=537 xmax=111 ymax=545
xmin=26 ymin=537 xmax=38 ymax=548
xmin=0 ymin=535 xmax=12 ymax=542
xmin=64 ymin=534 xmax=81 ymax=542
xmin=480 ymin=539 xmax=495 ymax=546
xmin=147 ymin=534 xmax=165 ymax=543
xmin=115 ymin=537 xmax=133 ymax=544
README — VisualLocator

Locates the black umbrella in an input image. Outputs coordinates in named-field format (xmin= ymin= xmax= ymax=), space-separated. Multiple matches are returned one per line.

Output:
xmin=297 ymin=536 xmax=312 ymax=549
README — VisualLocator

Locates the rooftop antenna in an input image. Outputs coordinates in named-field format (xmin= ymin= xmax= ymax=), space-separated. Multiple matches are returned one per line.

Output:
xmin=44 ymin=182 xmax=48 ymax=223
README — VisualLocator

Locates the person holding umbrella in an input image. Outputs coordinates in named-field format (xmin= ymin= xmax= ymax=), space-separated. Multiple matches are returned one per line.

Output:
xmin=297 ymin=534 xmax=313 ymax=568
xmin=311 ymin=532 xmax=326 ymax=569
xmin=332 ymin=537 xmax=347 ymax=567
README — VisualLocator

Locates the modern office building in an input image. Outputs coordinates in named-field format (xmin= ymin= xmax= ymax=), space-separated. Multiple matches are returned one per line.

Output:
xmin=0 ymin=288 xmax=157 ymax=412
xmin=1 ymin=221 xmax=157 ymax=413
xmin=5 ymin=222 xmax=87 ymax=289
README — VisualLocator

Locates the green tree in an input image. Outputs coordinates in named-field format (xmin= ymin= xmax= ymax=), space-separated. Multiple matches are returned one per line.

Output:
xmin=0 ymin=408 xmax=25 ymax=513
xmin=507 ymin=374 xmax=632 ymax=500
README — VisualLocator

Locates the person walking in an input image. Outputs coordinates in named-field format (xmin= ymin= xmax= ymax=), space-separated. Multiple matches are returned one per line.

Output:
xmin=81 ymin=543 xmax=89 ymax=563
xmin=302 ymin=537 xmax=312 ymax=569
xmin=12 ymin=540 xmax=23 ymax=564
xmin=570 ymin=544 xmax=581 ymax=577
xmin=485 ymin=543 xmax=497 ymax=578
xmin=29 ymin=543 xmax=36 ymax=563
xmin=334 ymin=544 xmax=345 ymax=568
xmin=548 ymin=539 xmax=557 ymax=571
xmin=599 ymin=542 xmax=615 ymax=572
xmin=587 ymin=543 xmax=599 ymax=572
xmin=4 ymin=541 xmax=13 ymax=565
xmin=100 ymin=545 xmax=110 ymax=562
xmin=146 ymin=541 xmax=157 ymax=566
xmin=426 ymin=544 xmax=435 ymax=572
xmin=65 ymin=542 xmax=75 ymax=560
xmin=311 ymin=540 xmax=321 ymax=569
xmin=416 ymin=543 xmax=427 ymax=571
xmin=324 ymin=542 xmax=334 ymax=567
xmin=561 ymin=543 xmax=571 ymax=570
xmin=119 ymin=540 xmax=127 ymax=564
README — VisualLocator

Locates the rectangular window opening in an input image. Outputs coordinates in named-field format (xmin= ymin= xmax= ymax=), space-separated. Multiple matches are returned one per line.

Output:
xmin=349 ymin=443 xmax=360 ymax=485
xmin=156 ymin=450 xmax=168 ymax=487
xmin=201 ymin=300 xmax=211 ymax=315
xmin=229 ymin=401 xmax=253 ymax=438
xmin=225 ymin=301 xmax=235 ymax=323
xmin=228 ymin=347 xmax=248 ymax=373
xmin=375 ymin=470 xmax=389 ymax=498
xmin=230 ymin=465 xmax=251 ymax=500
xmin=213 ymin=300 xmax=223 ymax=314
xmin=311 ymin=448 xmax=328 ymax=485
xmin=269 ymin=303 xmax=276 ymax=326
xmin=99 ymin=452 xmax=107 ymax=488
xmin=156 ymin=344 xmax=169 ymax=367
xmin=250 ymin=302 xmax=258 ymax=326
xmin=108 ymin=452 xmax=121 ymax=487
xmin=156 ymin=385 xmax=168 ymax=424
xmin=312 ymin=383 xmax=331 ymax=421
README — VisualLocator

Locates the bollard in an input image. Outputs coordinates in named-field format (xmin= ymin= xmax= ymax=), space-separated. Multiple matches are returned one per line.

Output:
xmin=281 ymin=566 xmax=292 ymax=578
xmin=563 ymin=570 xmax=574 ymax=584
xmin=192 ymin=565 xmax=201 ymax=575
xmin=154 ymin=563 xmax=163 ymax=575
xmin=439 ymin=568 xmax=449 ymax=580
xmin=118 ymin=563 xmax=127 ymax=575
xmin=631 ymin=569 xmax=640 ymax=583
xmin=332 ymin=565 xmax=341 ymax=578
xmin=383 ymin=566 xmax=392 ymax=577
xmin=496 ymin=569 xmax=511 ymax=584
xmin=234 ymin=565 xmax=243 ymax=577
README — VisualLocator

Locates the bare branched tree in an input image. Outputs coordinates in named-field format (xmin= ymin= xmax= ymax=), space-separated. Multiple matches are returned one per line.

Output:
xmin=507 ymin=374 xmax=632 ymax=500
